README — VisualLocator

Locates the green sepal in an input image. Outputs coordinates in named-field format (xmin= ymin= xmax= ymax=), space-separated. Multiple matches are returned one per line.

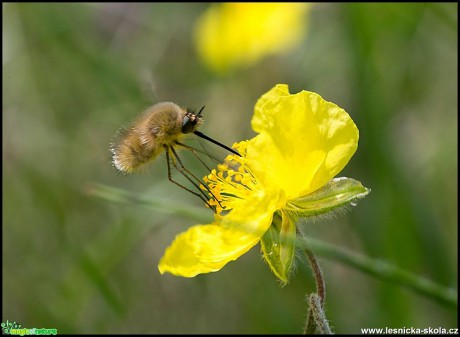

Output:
xmin=260 ymin=210 xmax=297 ymax=284
xmin=285 ymin=177 xmax=370 ymax=217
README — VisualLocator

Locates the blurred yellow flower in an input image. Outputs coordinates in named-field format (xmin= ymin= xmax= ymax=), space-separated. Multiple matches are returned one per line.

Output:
xmin=194 ymin=3 xmax=312 ymax=73
xmin=158 ymin=84 xmax=369 ymax=282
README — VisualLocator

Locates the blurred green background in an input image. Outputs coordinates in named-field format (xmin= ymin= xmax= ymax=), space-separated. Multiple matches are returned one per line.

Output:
xmin=3 ymin=3 xmax=457 ymax=334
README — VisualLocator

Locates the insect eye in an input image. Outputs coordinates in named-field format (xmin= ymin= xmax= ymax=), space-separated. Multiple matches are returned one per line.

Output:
xmin=182 ymin=115 xmax=196 ymax=134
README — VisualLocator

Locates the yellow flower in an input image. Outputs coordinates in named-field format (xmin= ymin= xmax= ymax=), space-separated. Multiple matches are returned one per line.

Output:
xmin=158 ymin=84 xmax=369 ymax=282
xmin=194 ymin=3 xmax=312 ymax=73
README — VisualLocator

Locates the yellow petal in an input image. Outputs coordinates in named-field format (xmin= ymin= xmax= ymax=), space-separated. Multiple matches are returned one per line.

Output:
xmin=158 ymin=224 xmax=258 ymax=277
xmin=252 ymin=84 xmax=291 ymax=133
xmin=194 ymin=4 xmax=311 ymax=73
xmin=158 ymin=190 xmax=279 ymax=277
xmin=247 ymin=84 xmax=359 ymax=200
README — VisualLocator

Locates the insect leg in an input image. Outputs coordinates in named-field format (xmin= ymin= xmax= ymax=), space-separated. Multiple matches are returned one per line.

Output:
xmin=174 ymin=141 xmax=224 ymax=209
xmin=165 ymin=145 xmax=216 ymax=212
xmin=174 ymin=141 xmax=214 ymax=171
xmin=169 ymin=146 xmax=221 ymax=206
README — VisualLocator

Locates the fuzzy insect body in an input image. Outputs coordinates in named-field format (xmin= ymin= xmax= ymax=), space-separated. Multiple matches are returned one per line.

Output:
xmin=111 ymin=102 xmax=202 ymax=174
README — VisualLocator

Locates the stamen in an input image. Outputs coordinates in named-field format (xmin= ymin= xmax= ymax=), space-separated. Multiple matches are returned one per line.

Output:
xmin=200 ymin=141 xmax=259 ymax=216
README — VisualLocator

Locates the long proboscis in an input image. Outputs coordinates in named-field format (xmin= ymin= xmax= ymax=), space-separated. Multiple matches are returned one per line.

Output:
xmin=193 ymin=131 xmax=241 ymax=157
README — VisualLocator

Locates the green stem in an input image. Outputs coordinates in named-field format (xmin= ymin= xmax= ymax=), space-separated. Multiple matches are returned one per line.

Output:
xmin=309 ymin=293 xmax=333 ymax=335
xmin=297 ymin=227 xmax=332 ymax=334
xmin=304 ymin=242 xmax=326 ymax=305
xmin=297 ymin=227 xmax=326 ymax=304
xmin=299 ymin=237 xmax=457 ymax=308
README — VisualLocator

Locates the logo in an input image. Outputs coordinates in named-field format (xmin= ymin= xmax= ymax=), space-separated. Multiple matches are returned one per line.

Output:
xmin=1 ymin=321 xmax=57 ymax=335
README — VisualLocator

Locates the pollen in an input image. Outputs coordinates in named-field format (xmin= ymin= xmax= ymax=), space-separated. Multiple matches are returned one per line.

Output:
xmin=201 ymin=141 xmax=258 ymax=215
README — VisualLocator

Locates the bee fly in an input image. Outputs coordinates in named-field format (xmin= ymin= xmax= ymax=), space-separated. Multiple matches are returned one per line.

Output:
xmin=110 ymin=102 xmax=240 ymax=211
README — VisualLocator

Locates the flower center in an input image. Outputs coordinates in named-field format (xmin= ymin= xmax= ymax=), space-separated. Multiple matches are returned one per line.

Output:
xmin=202 ymin=141 xmax=259 ymax=216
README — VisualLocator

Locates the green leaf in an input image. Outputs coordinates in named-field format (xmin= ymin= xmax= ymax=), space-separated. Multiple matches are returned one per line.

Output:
xmin=260 ymin=211 xmax=297 ymax=285
xmin=285 ymin=177 xmax=370 ymax=217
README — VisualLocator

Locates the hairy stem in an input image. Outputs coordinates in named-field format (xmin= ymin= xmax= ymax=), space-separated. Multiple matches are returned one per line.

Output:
xmin=309 ymin=293 xmax=333 ymax=335
xmin=297 ymin=227 xmax=332 ymax=334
